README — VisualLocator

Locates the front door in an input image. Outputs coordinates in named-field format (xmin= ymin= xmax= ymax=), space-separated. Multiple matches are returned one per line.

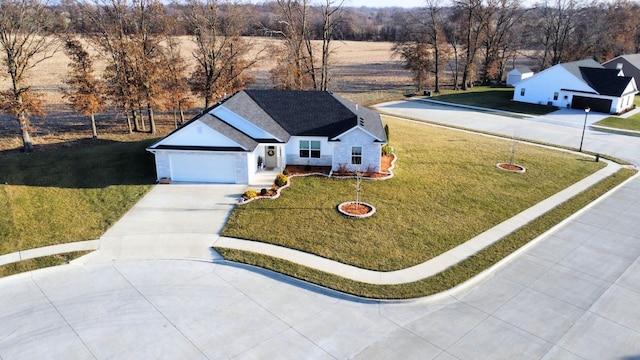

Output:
xmin=265 ymin=146 xmax=277 ymax=169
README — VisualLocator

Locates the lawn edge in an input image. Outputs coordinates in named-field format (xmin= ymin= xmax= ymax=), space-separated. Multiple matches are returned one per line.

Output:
xmin=214 ymin=167 xmax=637 ymax=300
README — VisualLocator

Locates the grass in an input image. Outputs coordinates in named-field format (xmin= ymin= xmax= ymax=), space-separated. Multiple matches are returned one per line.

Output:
xmin=0 ymin=138 xmax=156 ymax=256
xmin=0 ymin=252 xmax=90 ymax=277
xmin=592 ymin=96 xmax=640 ymax=131
xmin=217 ymin=167 xmax=636 ymax=299
xmin=428 ymin=87 xmax=557 ymax=115
xmin=221 ymin=117 xmax=605 ymax=272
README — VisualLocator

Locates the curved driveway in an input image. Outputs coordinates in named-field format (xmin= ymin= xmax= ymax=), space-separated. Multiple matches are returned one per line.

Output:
xmin=1 ymin=101 xmax=640 ymax=359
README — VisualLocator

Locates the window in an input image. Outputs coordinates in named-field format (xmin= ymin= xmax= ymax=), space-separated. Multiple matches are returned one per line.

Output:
xmin=351 ymin=146 xmax=362 ymax=165
xmin=520 ymin=88 xmax=525 ymax=96
xmin=553 ymin=92 xmax=559 ymax=101
xmin=300 ymin=140 xmax=321 ymax=158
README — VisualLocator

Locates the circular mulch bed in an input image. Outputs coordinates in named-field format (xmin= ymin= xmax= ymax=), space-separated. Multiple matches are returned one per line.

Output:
xmin=496 ymin=162 xmax=526 ymax=173
xmin=337 ymin=201 xmax=376 ymax=218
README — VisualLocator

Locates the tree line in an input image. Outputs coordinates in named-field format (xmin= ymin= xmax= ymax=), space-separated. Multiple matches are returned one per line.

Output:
xmin=0 ymin=0 xmax=344 ymax=152
xmin=1 ymin=0 xmax=639 ymax=152
xmin=393 ymin=0 xmax=640 ymax=92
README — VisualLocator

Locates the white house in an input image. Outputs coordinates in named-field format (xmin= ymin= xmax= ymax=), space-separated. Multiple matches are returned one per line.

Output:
xmin=147 ymin=90 xmax=387 ymax=184
xmin=512 ymin=59 xmax=638 ymax=114
xmin=506 ymin=67 xmax=533 ymax=86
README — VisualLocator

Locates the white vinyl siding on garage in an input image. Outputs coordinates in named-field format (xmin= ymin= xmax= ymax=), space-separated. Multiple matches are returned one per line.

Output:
xmin=169 ymin=153 xmax=236 ymax=183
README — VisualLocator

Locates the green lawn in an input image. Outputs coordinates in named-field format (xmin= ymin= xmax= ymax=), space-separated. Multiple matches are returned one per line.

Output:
xmin=592 ymin=96 xmax=640 ymax=130
xmin=430 ymin=87 xmax=557 ymax=115
xmin=217 ymin=166 xmax=635 ymax=299
xmin=221 ymin=117 xmax=605 ymax=272
xmin=0 ymin=139 xmax=156 ymax=257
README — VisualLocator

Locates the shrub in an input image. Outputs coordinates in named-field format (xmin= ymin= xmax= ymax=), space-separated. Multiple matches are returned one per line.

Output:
xmin=260 ymin=188 xmax=268 ymax=196
xmin=337 ymin=163 xmax=349 ymax=174
xmin=275 ymin=173 xmax=288 ymax=187
xmin=304 ymin=164 xmax=311 ymax=171
xmin=282 ymin=169 xmax=289 ymax=176
xmin=381 ymin=144 xmax=392 ymax=156
xmin=243 ymin=189 xmax=257 ymax=199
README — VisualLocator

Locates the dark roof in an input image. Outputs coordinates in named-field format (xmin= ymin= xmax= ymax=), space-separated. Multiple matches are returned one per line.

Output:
xmin=242 ymin=90 xmax=357 ymax=138
xmin=149 ymin=90 xmax=387 ymax=152
xmin=580 ymin=67 xmax=635 ymax=97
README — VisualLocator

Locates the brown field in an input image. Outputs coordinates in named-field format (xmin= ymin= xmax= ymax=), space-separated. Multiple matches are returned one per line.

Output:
xmin=0 ymin=37 xmax=411 ymax=151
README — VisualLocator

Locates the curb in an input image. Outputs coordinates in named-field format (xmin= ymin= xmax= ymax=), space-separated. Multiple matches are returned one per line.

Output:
xmin=0 ymin=240 xmax=100 ymax=267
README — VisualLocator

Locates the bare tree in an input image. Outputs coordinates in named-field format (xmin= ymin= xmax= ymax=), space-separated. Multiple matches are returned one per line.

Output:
xmin=62 ymin=36 xmax=106 ymax=139
xmin=163 ymin=36 xmax=193 ymax=128
xmin=268 ymin=0 xmax=317 ymax=90
xmin=318 ymin=0 xmax=345 ymax=91
xmin=479 ymin=0 xmax=522 ymax=84
xmin=182 ymin=0 xmax=257 ymax=108
xmin=0 ymin=0 xmax=60 ymax=152
xmin=393 ymin=0 xmax=450 ymax=92
xmin=73 ymin=0 xmax=170 ymax=135
xmin=454 ymin=0 xmax=487 ymax=90
xmin=534 ymin=0 xmax=578 ymax=69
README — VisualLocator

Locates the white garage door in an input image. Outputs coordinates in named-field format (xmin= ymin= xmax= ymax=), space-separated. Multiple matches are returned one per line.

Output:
xmin=170 ymin=153 xmax=237 ymax=183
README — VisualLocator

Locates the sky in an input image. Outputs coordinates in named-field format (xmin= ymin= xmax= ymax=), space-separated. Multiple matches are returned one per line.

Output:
xmin=342 ymin=0 xmax=428 ymax=7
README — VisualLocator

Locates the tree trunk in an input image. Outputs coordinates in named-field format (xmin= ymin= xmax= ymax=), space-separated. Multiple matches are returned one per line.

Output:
xmin=90 ymin=113 xmax=98 ymax=139
xmin=126 ymin=112 xmax=133 ymax=133
xmin=178 ymin=103 xmax=185 ymax=126
xmin=147 ymin=105 xmax=156 ymax=135
xmin=19 ymin=116 xmax=33 ymax=153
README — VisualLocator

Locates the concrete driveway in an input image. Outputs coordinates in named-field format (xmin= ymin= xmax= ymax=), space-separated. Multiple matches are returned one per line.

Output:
xmin=77 ymin=184 xmax=247 ymax=264
xmin=1 ymin=102 xmax=640 ymax=359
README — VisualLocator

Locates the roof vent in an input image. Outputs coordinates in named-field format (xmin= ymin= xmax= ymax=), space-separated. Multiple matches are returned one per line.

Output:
xmin=356 ymin=104 xmax=359 ymax=110
xmin=616 ymin=63 xmax=623 ymax=70
xmin=359 ymin=117 xmax=365 ymax=126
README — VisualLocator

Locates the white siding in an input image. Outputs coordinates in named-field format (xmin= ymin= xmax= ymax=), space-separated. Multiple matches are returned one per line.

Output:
xmin=513 ymin=66 xmax=594 ymax=107
xmin=156 ymin=119 xmax=242 ymax=148
xmin=284 ymin=136 xmax=334 ymax=166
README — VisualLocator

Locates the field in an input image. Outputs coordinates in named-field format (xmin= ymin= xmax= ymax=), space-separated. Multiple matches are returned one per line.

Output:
xmin=0 ymin=37 xmax=412 ymax=151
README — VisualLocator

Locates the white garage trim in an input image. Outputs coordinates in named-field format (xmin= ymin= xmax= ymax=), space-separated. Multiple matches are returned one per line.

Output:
xmin=169 ymin=152 xmax=237 ymax=183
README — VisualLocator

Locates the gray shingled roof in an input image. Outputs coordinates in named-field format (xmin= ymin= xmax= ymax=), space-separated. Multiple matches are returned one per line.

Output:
xmin=237 ymin=90 xmax=386 ymax=141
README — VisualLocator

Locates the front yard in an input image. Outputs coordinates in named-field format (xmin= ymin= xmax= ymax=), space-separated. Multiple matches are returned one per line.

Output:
xmin=221 ymin=117 xmax=606 ymax=272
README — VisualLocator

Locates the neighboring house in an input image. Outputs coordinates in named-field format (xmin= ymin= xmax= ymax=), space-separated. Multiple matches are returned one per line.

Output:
xmin=512 ymin=59 xmax=638 ymax=114
xmin=506 ymin=67 xmax=533 ymax=86
xmin=147 ymin=90 xmax=387 ymax=184
xmin=602 ymin=54 xmax=640 ymax=87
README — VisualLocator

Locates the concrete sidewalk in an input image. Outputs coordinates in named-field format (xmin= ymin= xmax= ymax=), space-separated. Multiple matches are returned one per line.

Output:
xmin=214 ymin=158 xmax=626 ymax=284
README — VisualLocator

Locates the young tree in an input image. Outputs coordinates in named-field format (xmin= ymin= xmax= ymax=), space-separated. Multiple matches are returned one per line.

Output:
xmin=62 ymin=37 xmax=106 ymax=139
xmin=183 ymin=0 xmax=257 ymax=108
xmin=0 ymin=0 xmax=60 ymax=152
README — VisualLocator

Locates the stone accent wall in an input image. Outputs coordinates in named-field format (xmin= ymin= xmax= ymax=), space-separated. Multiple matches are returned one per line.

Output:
xmin=333 ymin=129 xmax=382 ymax=172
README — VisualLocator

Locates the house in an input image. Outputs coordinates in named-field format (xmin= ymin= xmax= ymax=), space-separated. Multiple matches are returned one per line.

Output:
xmin=512 ymin=59 xmax=638 ymax=114
xmin=147 ymin=90 xmax=387 ymax=184
xmin=506 ymin=67 xmax=533 ymax=86
xmin=602 ymin=54 xmax=640 ymax=88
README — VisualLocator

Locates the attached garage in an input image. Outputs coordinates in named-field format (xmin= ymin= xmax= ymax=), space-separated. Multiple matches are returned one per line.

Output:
xmin=571 ymin=95 xmax=612 ymax=113
xmin=169 ymin=152 xmax=237 ymax=183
